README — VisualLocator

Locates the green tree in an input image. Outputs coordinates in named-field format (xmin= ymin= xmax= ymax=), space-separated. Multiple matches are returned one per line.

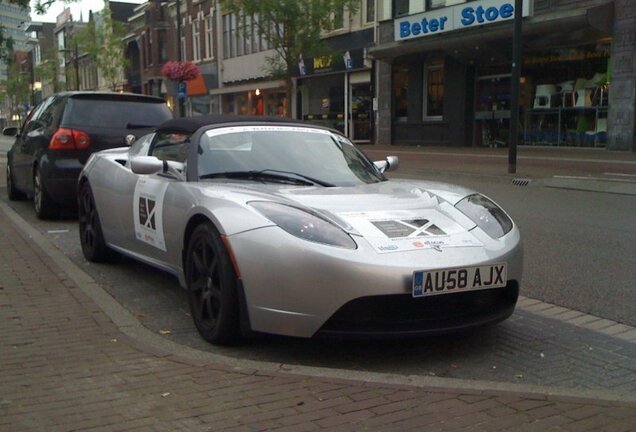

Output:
xmin=2 ymin=60 xmax=31 ymax=121
xmin=73 ymin=6 xmax=129 ymax=91
xmin=222 ymin=0 xmax=359 ymax=116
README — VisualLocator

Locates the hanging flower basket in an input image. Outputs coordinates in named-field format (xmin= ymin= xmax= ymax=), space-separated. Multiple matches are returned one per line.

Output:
xmin=161 ymin=61 xmax=201 ymax=82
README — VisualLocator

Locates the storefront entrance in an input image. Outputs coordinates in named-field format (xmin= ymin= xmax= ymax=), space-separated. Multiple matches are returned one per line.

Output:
xmin=474 ymin=74 xmax=511 ymax=147
xmin=349 ymin=77 xmax=372 ymax=143
xmin=298 ymin=73 xmax=373 ymax=143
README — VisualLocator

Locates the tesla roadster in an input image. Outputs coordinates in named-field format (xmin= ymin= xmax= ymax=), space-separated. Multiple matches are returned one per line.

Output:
xmin=78 ymin=115 xmax=522 ymax=344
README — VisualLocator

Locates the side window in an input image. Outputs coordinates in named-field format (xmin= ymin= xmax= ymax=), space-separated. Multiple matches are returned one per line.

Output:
xmin=149 ymin=131 xmax=190 ymax=163
xmin=21 ymin=98 xmax=50 ymax=132
xmin=38 ymin=96 xmax=66 ymax=130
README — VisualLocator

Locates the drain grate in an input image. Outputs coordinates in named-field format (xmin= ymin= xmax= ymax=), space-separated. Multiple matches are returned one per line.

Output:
xmin=511 ymin=178 xmax=531 ymax=186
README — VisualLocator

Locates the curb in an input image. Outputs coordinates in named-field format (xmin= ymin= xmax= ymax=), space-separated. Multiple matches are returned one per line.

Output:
xmin=1 ymin=199 xmax=635 ymax=405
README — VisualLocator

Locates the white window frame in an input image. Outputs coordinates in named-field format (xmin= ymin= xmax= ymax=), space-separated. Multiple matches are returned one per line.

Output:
xmin=192 ymin=16 xmax=201 ymax=62
xmin=223 ymin=14 xmax=231 ymax=59
xmin=332 ymin=6 xmax=345 ymax=30
xmin=364 ymin=0 xmax=375 ymax=24
xmin=204 ymin=13 xmax=214 ymax=60
xmin=180 ymin=17 xmax=187 ymax=61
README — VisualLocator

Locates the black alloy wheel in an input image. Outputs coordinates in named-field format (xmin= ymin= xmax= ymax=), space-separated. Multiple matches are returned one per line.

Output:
xmin=6 ymin=164 xmax=26 ymax=201
xmin=186 ymin=222 xmax=239 ymax=344
xmin=78 ymin=182 xmax=116 ymax=262
xmin=33 ymin=167 xmax=58 ymax=219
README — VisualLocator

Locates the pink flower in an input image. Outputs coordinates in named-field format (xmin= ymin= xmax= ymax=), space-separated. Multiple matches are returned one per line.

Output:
xmin=161 ymin=61 xmax=201 ymax=81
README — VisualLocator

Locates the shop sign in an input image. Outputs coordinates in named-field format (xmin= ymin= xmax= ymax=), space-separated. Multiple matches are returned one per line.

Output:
xmin=314 ymin=56 xmax=334 ymax=73
xmin=295 ymin=49 xmax=366 ymax=77
xmin=395 ymin=0 xmax=532 ymax=42
xmin=524 ymin=46 xmax=610 ymax=65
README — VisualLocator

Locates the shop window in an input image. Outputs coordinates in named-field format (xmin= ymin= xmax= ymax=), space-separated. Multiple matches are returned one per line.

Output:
xmin=394 ymin=0 xmax=409 ymax=17
xmin=265 ymin=93 xmax=287 ymax=116
xmin=426 ymin=0 xmax=445 ymax=11
xmin=392 ymin=65 xmax=409 ymax=121
xmin=222 ymin=94 xmax=235 ymax=115
xmin=424 ymin=63 xmax=444 ymax=118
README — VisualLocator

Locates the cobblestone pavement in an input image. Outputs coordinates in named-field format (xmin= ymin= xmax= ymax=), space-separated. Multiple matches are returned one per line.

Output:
xmin=1 ymin=193 xmax=636 ymax=431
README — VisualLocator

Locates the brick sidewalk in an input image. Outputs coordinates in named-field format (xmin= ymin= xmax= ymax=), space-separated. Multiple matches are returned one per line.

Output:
xmin=1 ymin=209 xmax=636 ymax=431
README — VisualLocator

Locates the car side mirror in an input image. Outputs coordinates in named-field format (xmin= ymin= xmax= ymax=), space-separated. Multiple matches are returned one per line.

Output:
xmin=373 ymin=155 xmax=399 ymax=173
xmin=2 ymin=127 xmax=18 ymax=137
xmin=131 ymin=156 xmax=185 ymax=180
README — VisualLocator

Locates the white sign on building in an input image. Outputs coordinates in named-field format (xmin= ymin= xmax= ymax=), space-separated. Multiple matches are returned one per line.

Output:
xmin=395 ymin=0 xmax=532 ymax=42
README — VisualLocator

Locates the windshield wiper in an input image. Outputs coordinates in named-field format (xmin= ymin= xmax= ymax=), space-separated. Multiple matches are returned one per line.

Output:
xmin=258 ymin=169 xmax=335 ymax=187
xmin=200 ymin=170 xmax=334 ymax=187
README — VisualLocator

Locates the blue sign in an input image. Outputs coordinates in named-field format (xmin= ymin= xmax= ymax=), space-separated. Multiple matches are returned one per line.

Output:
xmin=177 ymin=82 xmax=187 ymax=99
xmin=395 ymin=0 xmax=531 ymax=41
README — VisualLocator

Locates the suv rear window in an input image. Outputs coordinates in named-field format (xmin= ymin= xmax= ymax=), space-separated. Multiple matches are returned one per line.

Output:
xmin=63 ymin=98 xmax=172 ymax=129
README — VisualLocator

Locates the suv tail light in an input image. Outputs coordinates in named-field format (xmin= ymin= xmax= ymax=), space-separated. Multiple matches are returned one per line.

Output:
xmin=49 ymin=128 xmax=91 ymax=150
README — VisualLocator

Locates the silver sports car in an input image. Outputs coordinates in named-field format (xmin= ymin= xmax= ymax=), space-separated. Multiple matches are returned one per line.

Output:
xmin=79 ymin=115 xmax=522 ymax=344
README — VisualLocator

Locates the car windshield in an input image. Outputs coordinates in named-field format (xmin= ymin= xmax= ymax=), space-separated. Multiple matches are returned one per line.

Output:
xmin=197 ymin=126 xmax=385 ymax=186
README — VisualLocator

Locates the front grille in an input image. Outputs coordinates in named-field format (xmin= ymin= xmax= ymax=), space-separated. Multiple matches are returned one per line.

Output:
xmin=318 ymin=281 xmax=519 ymax=337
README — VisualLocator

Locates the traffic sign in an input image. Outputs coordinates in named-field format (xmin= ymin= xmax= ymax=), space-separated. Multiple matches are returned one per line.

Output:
xmin=177 ymin=82 xmax=187 ymax=99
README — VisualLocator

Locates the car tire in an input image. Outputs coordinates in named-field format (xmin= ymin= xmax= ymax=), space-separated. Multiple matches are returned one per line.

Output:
xmin=6 ymin=164 xmax=26 ymax=201
xmin=78 ymin=182 xmax=117 ymax=262
xmin=33 ymin=167 xmax=58 ymax=219
xmin=185 ymin=222 xmax=240 ymax=345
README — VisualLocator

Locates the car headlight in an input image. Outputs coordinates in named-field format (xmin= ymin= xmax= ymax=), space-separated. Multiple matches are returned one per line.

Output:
xmin=249 ymin=201 xmax=357 ymax=249
xmin=455 ymin=194 xmax=513 ymax=238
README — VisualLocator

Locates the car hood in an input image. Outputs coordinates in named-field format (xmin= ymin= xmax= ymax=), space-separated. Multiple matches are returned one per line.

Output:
xmin=201 ymin=178 xmax=484 ymax=253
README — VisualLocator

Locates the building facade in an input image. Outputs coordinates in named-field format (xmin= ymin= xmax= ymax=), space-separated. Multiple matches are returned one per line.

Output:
xmin=124 ymin=0 xmax=218 ymax=115
xmin=370 ymin=0 xmax=635 ymax=151
xmin=0 ymin=0 xmax=31 ymax=81
xmin=293 ymin=4 xmax=377 ymax=143
xmin=24 ymin=22 xmax=55 ymax=102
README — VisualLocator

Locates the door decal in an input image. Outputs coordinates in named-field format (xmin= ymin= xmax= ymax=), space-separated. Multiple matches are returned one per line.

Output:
xmin=133 ymin=177 xmax=169 ymax=251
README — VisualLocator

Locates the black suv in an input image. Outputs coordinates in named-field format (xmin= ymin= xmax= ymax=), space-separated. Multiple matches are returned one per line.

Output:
xmin=4 ymin=92 xmax=173 ymax=218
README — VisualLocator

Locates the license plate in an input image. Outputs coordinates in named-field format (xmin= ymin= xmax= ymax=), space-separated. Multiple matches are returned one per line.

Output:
xmin=413 ymin=263 xmax=507 ymax=297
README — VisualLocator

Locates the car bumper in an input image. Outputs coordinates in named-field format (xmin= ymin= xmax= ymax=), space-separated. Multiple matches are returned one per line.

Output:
xmin=228 ymin=225 xmax=523 ymax=338
xmin=40 ymin=157 xmax=83 ymax=208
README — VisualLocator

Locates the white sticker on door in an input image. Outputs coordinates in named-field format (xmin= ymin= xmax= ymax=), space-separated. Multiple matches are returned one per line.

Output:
xmin=133 ymin=177 xmax=169 ymax=251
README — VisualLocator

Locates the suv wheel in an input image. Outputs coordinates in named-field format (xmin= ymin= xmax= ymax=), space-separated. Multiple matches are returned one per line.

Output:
xmin=7 ymin=164 xmax=26 ymax=201
xmin=33 ymin=167 xmax=58 ymax=219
